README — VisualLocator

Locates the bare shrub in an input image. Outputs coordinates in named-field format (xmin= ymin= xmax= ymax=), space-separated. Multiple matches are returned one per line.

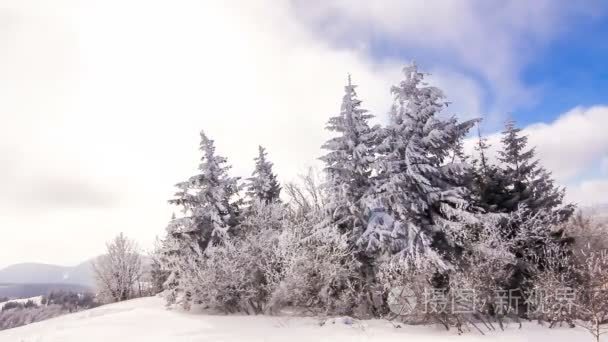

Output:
xmin=574 ymin=249 xmax=608 ymax=342
xmin=92 ymin=233 xmax=143 ymax=303
xmin=525 ymin=246 xmax=577 ymax=327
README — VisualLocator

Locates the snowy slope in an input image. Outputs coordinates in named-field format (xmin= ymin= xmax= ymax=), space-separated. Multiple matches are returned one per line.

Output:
xmin=0 ymin=296 xmax=596 ymax=342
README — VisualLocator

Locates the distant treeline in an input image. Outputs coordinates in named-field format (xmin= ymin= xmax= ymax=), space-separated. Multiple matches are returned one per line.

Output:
xmin=0 ymin=290 xmax=99 ymax=331
xmin=0 ymin=283 xmax=91 ymax=300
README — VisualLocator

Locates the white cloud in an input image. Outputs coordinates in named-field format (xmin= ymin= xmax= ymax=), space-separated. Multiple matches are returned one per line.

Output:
xmin=526 ymin=106 xmax=608 ymax=182
xmin=292 ymin=0 xmax=600 ymax=122
xmin=0 ymin=0 xmax=484 ymax=267
xmin=472 ymin=106 xmax=608 ymax=182
xmin=567 ymin=178 xmax=608 ymax=207
xmin=559 ymin=109 xmax=608 ymax=205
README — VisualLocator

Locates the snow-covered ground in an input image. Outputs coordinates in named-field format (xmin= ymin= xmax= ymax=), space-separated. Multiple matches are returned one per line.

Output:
xmin=0 ymin=296 xmax=597 ymax=341
xmin=0 ymin=296 xmax=42 ymax=310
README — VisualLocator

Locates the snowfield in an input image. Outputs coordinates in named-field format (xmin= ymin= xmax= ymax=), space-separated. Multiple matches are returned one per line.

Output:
xmin=0 ymin=296 xmax=596 ymax=342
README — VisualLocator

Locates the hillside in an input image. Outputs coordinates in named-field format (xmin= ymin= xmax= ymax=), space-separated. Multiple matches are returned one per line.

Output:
xmin=0 ymin=296 xmax=595 ymax=342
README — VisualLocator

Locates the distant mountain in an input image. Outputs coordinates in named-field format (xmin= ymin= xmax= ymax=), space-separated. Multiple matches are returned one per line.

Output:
xmin=0 ymin=260 xmax=94 ymax=287
xmin=0 ymin=255 xmax=152 ymax=300
xmin=0 ymin=283 xmax=91 ymax=300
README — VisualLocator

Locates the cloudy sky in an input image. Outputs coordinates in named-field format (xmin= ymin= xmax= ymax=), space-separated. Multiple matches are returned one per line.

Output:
xmin=1 ymin=0 xmax=607 ymax=268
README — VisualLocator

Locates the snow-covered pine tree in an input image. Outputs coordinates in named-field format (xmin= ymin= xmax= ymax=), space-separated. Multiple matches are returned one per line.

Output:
xmin=450 ymin=133 xmax=469 ymax=164
xmin=150 ymin=236 xmax=171 ymax=295
xmin=246 ymin=145 xmax=281 ymax=204
xmin=320 ymin=74 xmax=379 ymax=241
xmin=172 ymin=131 xmax=240 ymax=245
xmin=359 ymin=63 xmax=478 ymax=269
xmin=492 ymin=121 xmax=574 ymax=299
xmin=474 ymin=124 xmax=491 ymax=176
xmin=470 ymin=124 xmax=511 ymax=213
xmin=498 ymin=120 xmax=539 ymax=184
xmin=161 ymin=131 xmax=240 ymax=307
xmin=318 ymin=75 xmax=382 ymax=315
xmin=497 ymin=119 xmax=572 ymax=218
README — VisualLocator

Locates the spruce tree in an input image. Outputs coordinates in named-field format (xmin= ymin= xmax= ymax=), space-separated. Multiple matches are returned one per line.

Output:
xmin=470 ymin=124 xmax=511 ymax=213
xmin=246 ymin=145 xmax=281 ymax=204
xmin=493 ymin=120 xmax=574 ymax=297
xmin=169 ymin=131 xmax=239 ymax=247
xmin=498 ymin=120 xmax=539 ymax=184
xmin=150 ymin=236 xmax=171 ymax=295
xmin=320 ymin=74 xmax=379 ymax=241
xmin=359 ymin=63 xmax=478 ymax=268
xmin=497 ymin=120 xmax=572 ymax=218
xmin=319 ymin=75 xmax=381 ymax=315
xmin=162 ymin=131 xmax=240 ymax=307
xmin=474 ymin=125 xmax=491 ymax=176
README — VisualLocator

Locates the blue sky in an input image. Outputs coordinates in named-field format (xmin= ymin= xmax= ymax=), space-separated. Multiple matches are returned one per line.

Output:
xmin=519 ymin=16 xmax=608 ymax=125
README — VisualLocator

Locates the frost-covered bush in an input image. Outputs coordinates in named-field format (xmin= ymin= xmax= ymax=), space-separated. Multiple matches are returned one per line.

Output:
xmin=564 ymin=213 xmax=608 ymax=342
xmin=0 ymin=305 xmax=66 ymax=331
xmin=168 ymin=201 xmax=283 ymax=313
xmin=377 ymin=251 xmax=439 ymax=322
xmin=565 ymin=211 xmax=608 ymax=256
xmin=526 ymin=245 xmax=608 ymax=342
xmin=1 ymin=301 xmax=26 ymax=312
xmin=41 ymin=291 xmax=98 ymax=311
xmin=177 ymin=199 xmax=363 ymax=316
xmin=1 ymin=299 xmax=41 ymax=312
xmin=521 ymin=215 xmax=608 ymax=341
xmin=524 ymin=246 xmax=577 ymax=326
xmin=451 ymin=220 xmax=516 ymax=319
xmin=266 ymin=216 xmax=361 ymax=316
xmin=574 ymin=249 xmax=608 ymax=342
xmin=377 ymin=214 xmax=520 ymax=332
xmin=260 ymin=168 xmax=366 ymax=316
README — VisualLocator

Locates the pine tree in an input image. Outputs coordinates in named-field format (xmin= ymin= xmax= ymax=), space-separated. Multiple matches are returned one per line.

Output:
xmin=246 ymin=145 xmax=281 ymax=204
xmin=162 ymin=131 xmax=240 ymax=307
xmin=497 ymin=120 xmax=572 ymax=218
xmin=474 ymin=124 xmax=491 ymax=176
xmin=359 ymin=63 xmax=478 ymax=268
xmin=470 ymin=124 xmax=511 ymax=213
xmin=319 ymin=75 xmax=381 ymax=315
xmin=450 ymin=133 xmax=469 ymax=164
xmin=493 ymin=120 xmax=574 ymax=297
xmin=320 ymin=74 xmax=379 ymax=240
xmin=498 ymin=120 xmax=539 ymax=184
xmin=150 ymin=236 xmax=172 ymax=295
xmin=169 ymin=131 xmax=239 ymax=247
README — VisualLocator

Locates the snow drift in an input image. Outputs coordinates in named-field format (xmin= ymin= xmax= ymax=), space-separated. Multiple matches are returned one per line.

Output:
xmin=0 ymin=296 xmax=594 ymax=342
